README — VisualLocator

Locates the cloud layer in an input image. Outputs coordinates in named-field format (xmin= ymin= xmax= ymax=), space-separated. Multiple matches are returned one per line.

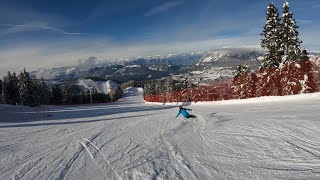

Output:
xmin=0 ymin=35 xmax=261 ymax=76
xmin=144 ymin=1 xmax=183 ymax=16
xmin=0 ymin=0 xmax=319 ymax=77
xmin=0 ymin=22 xmax=85 ymax=35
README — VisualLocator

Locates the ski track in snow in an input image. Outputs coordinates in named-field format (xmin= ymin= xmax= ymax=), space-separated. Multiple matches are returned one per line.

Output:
xmin=1 ymin=88 xmax=320 ymax=179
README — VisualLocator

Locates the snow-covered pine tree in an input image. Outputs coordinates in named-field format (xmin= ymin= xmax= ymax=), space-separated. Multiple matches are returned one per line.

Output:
xmin=144 ymin=80 xmax=156 ymax=96
xmin=164 ymin=78 xmax=174 ymax=101
xmin=165 ymin=78 xmax=174 ymax=94
xmin=18 ymin=68 xmax=38 ymax=106
xmin=233 ymin=64 xmax=249 ymax=77
xmin=279 ymin=1 xmax=303 ymax=63
xmin=183 ymin=76 xmax=189 ymax=89
xmin=260 ymin=3 xmax=281 ymax=68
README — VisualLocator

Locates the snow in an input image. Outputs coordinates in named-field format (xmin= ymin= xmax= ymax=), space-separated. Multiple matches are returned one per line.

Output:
xmin=257 ymin=56 xmax=264 ymax=61
xmin=0 ymin=104 xmax=14 ymax=109
xmin=77 ymin=79 xmax=119 ymax=94
xmin=66 ymin=67 xmax=76 ymax=74
xmin=126 ymin=65 xmax=141 ymax=68
xmin=310 ymin=56 xmax=320 ymax=65
xmin=148 ymin=67 xmax=165 ymax=71
xmin=201 ymin=54 xmax=222 ymax=63
xmin=0 ymin=104 xmax=50 ymax=122
xmin=173 ymin=66 xmax=234 ymax=82
xmin=190 ymin=70 xmax=203 ymax=75
xmin=146 ymin=92 xmax=320 ymax=106
xmin=1 ymin=89 xmax=320 ymax=179
xmin=299 ymin=75 xmax=309 ymax=93
xmin=198 ymin=48 xmax=265 ymax=65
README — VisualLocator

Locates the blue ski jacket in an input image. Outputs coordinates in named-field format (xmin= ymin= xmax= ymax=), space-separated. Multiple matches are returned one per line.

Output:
xmin=176 ymin=108 xmax=192 ymax=118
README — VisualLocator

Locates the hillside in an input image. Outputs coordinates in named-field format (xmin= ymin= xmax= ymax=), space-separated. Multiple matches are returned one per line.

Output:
xmin=1 ymin=89 xmax=320 ymax=179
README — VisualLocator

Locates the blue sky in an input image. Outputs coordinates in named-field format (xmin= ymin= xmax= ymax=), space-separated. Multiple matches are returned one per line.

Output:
xmin=0 ymin=0 xmax=320 ymax=75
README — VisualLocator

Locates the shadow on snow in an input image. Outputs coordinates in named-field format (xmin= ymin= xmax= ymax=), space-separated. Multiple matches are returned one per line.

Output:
xmin=0 ymin=103 xmax=176 ymax=128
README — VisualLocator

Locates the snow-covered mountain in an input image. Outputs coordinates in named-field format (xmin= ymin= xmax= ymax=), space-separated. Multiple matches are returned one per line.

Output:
xmin=31 ymin=48 xmax=267 ymax=84
xmin=197 ymin=48 xmax=265 ymax=67
xmin=77 ymin=79 xmax=119 ymax=94
xmin=122 ymin=52 xmax=204 ymax=66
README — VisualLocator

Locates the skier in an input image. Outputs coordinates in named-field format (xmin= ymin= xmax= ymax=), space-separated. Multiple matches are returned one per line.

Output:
xmin=176 ymin=106 xmax=196 ymax=118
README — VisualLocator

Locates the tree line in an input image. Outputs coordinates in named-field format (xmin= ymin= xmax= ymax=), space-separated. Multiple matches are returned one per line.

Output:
xmin=143 ymin=77 xmax=194 ymax=96
xmin=0 ymin=69 xmax=123 ymax=107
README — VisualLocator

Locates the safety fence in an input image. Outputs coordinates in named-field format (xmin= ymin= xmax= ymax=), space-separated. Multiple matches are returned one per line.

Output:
xmin=144 ymin=61 xmax=320 ymax=103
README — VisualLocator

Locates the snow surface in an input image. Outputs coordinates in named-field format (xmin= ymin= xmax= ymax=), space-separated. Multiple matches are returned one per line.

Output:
xmin=1 ymin=89 xmax=320 ymax=179
xmin=77 ymin=79 xmax=119 ymax=94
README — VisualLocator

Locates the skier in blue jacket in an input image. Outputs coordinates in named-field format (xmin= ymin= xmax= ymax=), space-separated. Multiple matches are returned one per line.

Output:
xmin=176 ymin=106 xmax=196 ymax=118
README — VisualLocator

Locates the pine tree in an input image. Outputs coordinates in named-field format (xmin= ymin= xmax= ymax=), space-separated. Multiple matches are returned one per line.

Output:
xmin=0 ymin=79 xmax=3 ymax=103
xmin=84 ymin=90 xmax=91 ymax=104
xmin=37 ymin=78 xmax=51 ymax=105
xmin=91 ymin=89 xmax=98 ymax=103
xmin=109 ymin=86 xmax=122 ymax=101
xmin=261 ymin=3 xmax=282 ymax=68
xmin=62 ymin=85 xmax=72 ymax=104
xmin=279 ymin=1 xmax=303 ymax=63
xmin=51 ymin=84 xmax=63 ymax=104
xmin=12 ymin=72 xmax=20 ymax=104
xmin=3 ymin=71 xmax=20 ymax=105
xmin=2 ymin=75 xmax=9 ymax=104
xmin=32 ymin=80 xmax=41 ymax=106
xmin=301 ymin=49 xmax=309 ymax=61
xmin=18 ymin=68 xmax=37 ymax=106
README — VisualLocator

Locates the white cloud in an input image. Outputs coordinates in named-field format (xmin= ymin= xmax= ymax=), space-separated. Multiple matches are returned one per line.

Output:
xmin=296 ymin=19 xmax=313 ymax=24
xmin=144 ymin=1 xmax=183 ymax=16
xmin=0 ymin=22 xmax=85 ymax=35
xmin=0 ymin=35 xmax=261 ymax=76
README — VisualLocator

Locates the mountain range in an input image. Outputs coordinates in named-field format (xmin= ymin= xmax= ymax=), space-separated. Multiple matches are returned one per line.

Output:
xmin=32 ymin=48 xmax=267 ymax=84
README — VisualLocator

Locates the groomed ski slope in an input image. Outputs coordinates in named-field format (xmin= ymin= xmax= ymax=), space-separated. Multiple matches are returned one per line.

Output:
xmin=1 ymin=88 xmax=320 ymax=180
